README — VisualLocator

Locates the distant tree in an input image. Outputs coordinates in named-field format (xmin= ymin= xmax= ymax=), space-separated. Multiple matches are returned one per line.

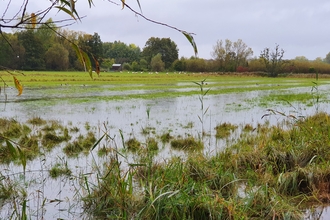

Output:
xmin=139 ymin=59 xmax=148 ymax=71
xmin=172 ymin=58 xmax=186 ymax=71
xmin=260 ymin=44 xmax=285 ymax=77
xmin=101 ymin=58 xmax=115 ymax=71
xmin=0 ymin=33 xmax=23 ymax=69
xmin=142 ymin=37 xmax=178 ymax=69
xmin=131 ymin=61 xmax=140 ymax=71
xmin=294 ymin=56 xmax=309 ymax=61
xmin=314 ymin=57 xmax=323 ymax=63
xmin=103 ymin=41 xmax=141 ymax=64
xmin=211 ymin=39 xmax=253 ymax=72
xmin=45 ymin=43 xmax=69 ymax=70
xmin=324 ymin=52 xmax=330 ymax=64
xmin=185 ymin=57 xmax=207 ymax=72
xmin=150 ymin=53 xmax=165 ymax=72
xmin=17 ymin=30 xmax=45 ymax=70
xmin=78 ymin=32 xmax=103 ymax=68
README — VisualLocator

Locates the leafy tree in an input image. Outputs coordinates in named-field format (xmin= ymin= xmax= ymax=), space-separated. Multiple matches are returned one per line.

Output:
xmin=324 ymin=52 xmax=330 ymax=64
xmin=131 ymin=61 xmax=140 ymax=71
xmin=0 ymin=33 xmax=23 ymax=69
xmin=172 ymin=58 xmax=187 ymax=71
xmin=150 ymin=53 xmax=165 ymax=72
xmin=139 ymin=59 xmax=148 ymax=71
xmin=143 ymin=37 xmax=178 ymax=69
xmin=260 ymin=44 xmax=285 ymax=77
xmin=103 ymin=41 xmax=141 ymax=64
xmin=45 ymin=43 xmax=69 ymax=70
xmin=294 ymin=56 xmax=308 ymax=61
xmin=185 ymin=57 xmax=207 ymax=72
xmin=211 ymin=39 xmax=253 ymax=71
xmin=17 ymin=30 xmax=46 ymax=70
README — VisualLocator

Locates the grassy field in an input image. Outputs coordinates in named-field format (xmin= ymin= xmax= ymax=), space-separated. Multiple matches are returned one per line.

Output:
xmin=1 ymin=71 xmax=329 ymax=102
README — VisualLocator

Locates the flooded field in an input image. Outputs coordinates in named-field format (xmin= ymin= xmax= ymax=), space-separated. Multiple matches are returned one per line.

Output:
xmin=1 ymin=75 xmax=330 ymax=219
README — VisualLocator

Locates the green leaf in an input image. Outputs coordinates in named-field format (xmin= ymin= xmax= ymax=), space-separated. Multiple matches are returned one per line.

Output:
xmin=6 ymin=140 xmax=17 ymax=159
xmin=90 ymin=134 xmax=105 ymax=151
xmin=17 ymin=146 xmax=27 ymax=174
xmin=181 ymin=31 xmax=198 ymax=56
xmin=55 ymin=6 xmax=76 ymax=20
xmin=71 ymin=43 xmax=84 ymax=65
xmin=81 ymin=50 xmax=93 ymax=79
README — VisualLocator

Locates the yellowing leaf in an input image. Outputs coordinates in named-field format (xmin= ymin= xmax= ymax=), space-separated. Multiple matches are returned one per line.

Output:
xmin=31 ymin=13 xmax=36 ymax=29
xmin=122 ymin=0 xmax=125 ymax=9
xmin=92 ymin=55 xmax=100 ymax=76
xmin=70 ymin=0 xmax=75 ymax=13
xmin=13 ymin=76 xmax=23 ymax=96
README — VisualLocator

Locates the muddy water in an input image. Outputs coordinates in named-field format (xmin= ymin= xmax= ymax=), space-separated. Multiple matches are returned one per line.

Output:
xmin=0 ymin=84 xmax=329 ymax=219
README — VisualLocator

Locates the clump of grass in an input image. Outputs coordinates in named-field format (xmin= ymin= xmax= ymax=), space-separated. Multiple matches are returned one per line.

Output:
xmin=170 ymin=136 xmax=203 ymax=151
xmin=27 ymin=117 xmax=46 ymax=126
xmin=42 ymin=120 xmax=64 ymax=132
xmin=0 ymin=119 xmax=28 ymax=139
xmin=49 ymin=163 xmax=72 ymax=178
xmin=97 ymin=146 xmax=112 ymax=157
xmin=160 ymin=132 xmax=172 ymax=143
xmin=85 ymin=122 xmax=91 ymax=130
xmin=125 ymin=138 xmax=141 ymax=152
xmin=146 ymin=138 xmax=158 ymax=151
xmin=63 ymin=132 xmax=96 ymax=157
xmin=18 ymin=135 xmax=39 ymax=160
xmin=243 ymin=123 xmax=254 ymax=132
xmin=141 ymin=126 xmax=156 ymax=135
xmin=41 ymin=132 xmax=65 ymax=149
xmin=215 ymin=122 xmax=238 ymax=138
xmin=70 ymin=126 xmax=80 ymax=132
xmin=183 ymin=121 xmax=194 ymax=129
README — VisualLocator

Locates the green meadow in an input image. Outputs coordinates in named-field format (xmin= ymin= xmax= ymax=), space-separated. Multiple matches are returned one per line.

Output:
xmin=1 ymin=71 xmax=328 ymax=102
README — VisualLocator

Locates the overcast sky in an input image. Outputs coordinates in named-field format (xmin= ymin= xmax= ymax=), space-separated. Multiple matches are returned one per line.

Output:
xmin=3 ymin=0 xmax=330 ymax=60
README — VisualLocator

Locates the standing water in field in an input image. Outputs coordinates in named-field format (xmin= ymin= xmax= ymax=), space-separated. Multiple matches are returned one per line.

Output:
xmin=0 ymin=83 xmax=330 ymax=219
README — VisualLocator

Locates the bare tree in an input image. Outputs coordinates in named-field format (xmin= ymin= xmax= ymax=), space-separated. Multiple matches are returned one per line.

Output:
xmin=260 ymin=44 xmax=285 ymax=77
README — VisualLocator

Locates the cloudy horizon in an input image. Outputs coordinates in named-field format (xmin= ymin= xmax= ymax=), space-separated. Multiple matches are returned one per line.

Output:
xmin=3 ymin=0 xmax=330 ymax=60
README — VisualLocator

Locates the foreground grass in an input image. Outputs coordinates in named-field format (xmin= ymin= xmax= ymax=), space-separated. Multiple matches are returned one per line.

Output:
xmin=1 ymin=112 xmax=330 ymax=219
xmin=83 ymin=112 xmax=330 ymax=219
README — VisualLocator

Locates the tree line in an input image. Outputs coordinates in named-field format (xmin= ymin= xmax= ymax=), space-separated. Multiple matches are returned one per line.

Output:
xmin=2 ymin=19 xmax=330 ymax=76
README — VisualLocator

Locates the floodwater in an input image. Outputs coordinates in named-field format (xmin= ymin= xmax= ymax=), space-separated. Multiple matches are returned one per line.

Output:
xmin=0 ymin=84 xmax=330 ymax=219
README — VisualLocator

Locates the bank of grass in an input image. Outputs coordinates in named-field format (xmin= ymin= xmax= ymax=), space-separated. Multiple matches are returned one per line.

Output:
xmin=83 ymin=111 xmax=330 ymax=219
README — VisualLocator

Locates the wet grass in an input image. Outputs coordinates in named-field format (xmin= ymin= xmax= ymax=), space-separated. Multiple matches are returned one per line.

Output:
xmin=63 ymin=132 xmax=96 ymax=157
xmin=170 ymin=136 xmax=203 ymax=151
xmin=49 ymin=162 xmax=72 ymax=178
xmin=82 ymin=111 xmax=330 ymax=219
xmin=214 ymin=122 xmax=238 ymax=138
xmin=2 ymin=71 xmax=330 ymax=104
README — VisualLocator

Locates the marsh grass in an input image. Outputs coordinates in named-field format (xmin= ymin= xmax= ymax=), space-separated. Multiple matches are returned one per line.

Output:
xmin=215 ymin=122 xmax=238 ymax=138
xmin=26 ymin=117 xmax=46 ymax=126
xmin=49 ymin=162 xmax=72 ymax=178
xmin=159 ymin=132 xmax=172 ymax=143
xmin=82 ymin=111 xmax=330 ymax=219
xmin=63 ymin=132 xmax=96 ymax=156
xmin=125 ymin=137 xmax=142 ymax=152
xmin=170 ymin=136 xmax=203 ymax=151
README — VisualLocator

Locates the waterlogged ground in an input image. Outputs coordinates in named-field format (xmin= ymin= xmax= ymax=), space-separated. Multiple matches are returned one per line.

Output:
xmin=1 ymin=73 xmax=330 ymax=219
